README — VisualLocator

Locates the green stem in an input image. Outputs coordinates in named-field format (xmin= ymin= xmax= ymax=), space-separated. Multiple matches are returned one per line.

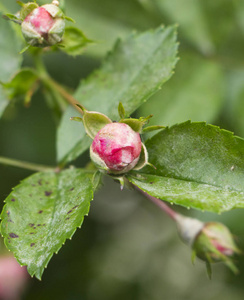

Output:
xmin=0 ymin=156 xmax=56 ymax=172
xmin=33 ymin=52 xmax=83 ymax=114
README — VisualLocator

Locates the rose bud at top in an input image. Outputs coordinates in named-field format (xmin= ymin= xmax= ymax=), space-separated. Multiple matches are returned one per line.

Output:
xmin=21 ymin=4 xmax=65 ymax=47
xmin=90 ymin=122 xmax=142 ymax=174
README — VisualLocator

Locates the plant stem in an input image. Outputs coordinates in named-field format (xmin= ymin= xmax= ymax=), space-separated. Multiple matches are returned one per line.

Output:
xmin=0 ymin=156 xmax=56 ymax=172
xmin=32 ymin=51 xmax=84 ymax=115
xmin=48 ymin=78 xmax=84 ymax=115
xmin=135 ymin=186 xmax=178 ymax=221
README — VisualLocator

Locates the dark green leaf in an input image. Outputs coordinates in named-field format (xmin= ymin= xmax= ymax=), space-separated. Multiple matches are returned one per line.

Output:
xmin=1 ymin=168 xmax=93 ymax=279
xmin=57 ymin=25 xmax=178 ymax=164
xmin=129 ymin=122 xmax=244 ymax=213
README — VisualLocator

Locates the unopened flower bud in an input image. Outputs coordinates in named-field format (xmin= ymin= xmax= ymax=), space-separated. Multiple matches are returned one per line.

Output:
xmin=90 ymin=123 xmax=142 ymax=174
xmin=176 ymin=215 xmax=240 ymax=275
xmin=193 ymin=222 xmax=240 ymax=265
xmin=21 ymin=4 xmax=65 ymax=47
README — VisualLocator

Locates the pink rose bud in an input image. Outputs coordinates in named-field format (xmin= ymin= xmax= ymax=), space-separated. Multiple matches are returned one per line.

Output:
xmin=90 ymin=123 xmax=142 ymax=174
xmin=0 ymin=255 xmax=29 ymax=300
xmin=21 ymin=4 xmax=65 ymax=47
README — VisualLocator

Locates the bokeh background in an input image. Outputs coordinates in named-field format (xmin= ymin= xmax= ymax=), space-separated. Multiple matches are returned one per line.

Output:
xmin=1 ymin=0 xmax=244 ymax=299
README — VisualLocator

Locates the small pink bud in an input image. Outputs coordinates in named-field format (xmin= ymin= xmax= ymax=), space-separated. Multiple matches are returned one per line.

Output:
xmin=21 ymin=4 xmax=65 ymax=47
xmin=90 ymin=123 xmax=142 ymax=174
xmin=0 ymin=255 xmax=29 ymax=300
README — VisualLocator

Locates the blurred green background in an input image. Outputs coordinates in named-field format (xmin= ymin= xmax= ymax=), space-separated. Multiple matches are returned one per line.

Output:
xmin=1 ymin=0 xmax=244 ymax=299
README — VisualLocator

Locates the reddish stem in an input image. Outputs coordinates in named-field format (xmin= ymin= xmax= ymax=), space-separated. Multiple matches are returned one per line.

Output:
xmin=135 ymin=186 xmax=178 ymax=221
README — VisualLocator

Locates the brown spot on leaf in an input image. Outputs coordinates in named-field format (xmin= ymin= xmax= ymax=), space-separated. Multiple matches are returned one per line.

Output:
xmin=30 ymin=243 xmax=35 ymax=247
xmin=38 ymin=210 xmax=43 ymax=214
xmin=9 ymin=233 xmax=19 ymax=238
xmin=11 ymin=198 xmax=15 ymax=202
xmin=45 ymin=191 xmax=52 ymax=197
xmin=67 ymin=205 xmax=79 ymax=214
xmin=6 ymin=211 xmax=10 ymax=216
xmin=29 ymin=223 xmax=35 ymax=227
xmin=70 ymin=187 xmax=74 ymax=191
xmin=38 ymin=179 xmax=42 ymax=186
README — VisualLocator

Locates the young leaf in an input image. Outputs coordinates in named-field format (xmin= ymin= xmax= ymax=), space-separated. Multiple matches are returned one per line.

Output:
xmin=2 ymin=68 xmax=39 ymax=105
xmin=128 ymin=122 xmax=244 ymax=213
xmin=57 ymin=25 xmax=178 ymax=164
xmin=59 ymin=26 xmax=93 ymax=56
xmin=1 ymin=168 xmax=94 ymax=280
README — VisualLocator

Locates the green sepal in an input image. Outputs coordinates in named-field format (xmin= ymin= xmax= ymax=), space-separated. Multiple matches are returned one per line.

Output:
xmin=224 ymin=260 xmax=239 ymax=275
xmin=143 ymin=125 xmax=166 ymax=133
xmin=2 ymin=14 xmax=21 ymax=24
xmin=92 ymin=170 xmax=103 ymax=191
xmin=59 ymin=26 xmax=93 ymax=56
xmin=118 ymin=102 xmax=126 ymax=119
xmin=83 ymin=111 xmax=112 ymax=139
xmin=70 ymin=117 xmax=83 ymax=122
xmin=19 ymin=44 xmax=31 ymax=54
xmin=75 ymin=103 xmax=86 ymax=113
xmin=64 ymin=16 xmax=75 ymax=23
xmin=205 ymin=260 xmax=212 ymax=279
xmin=191 ymin=250 xmax=196 ymax=265
xmin=120 ymin=115 xmax=153 ymax=133
xmin=133 ymin=143 xmax=148 ymax=171
xmin=19 ymin=2 xmax=39 ymax=21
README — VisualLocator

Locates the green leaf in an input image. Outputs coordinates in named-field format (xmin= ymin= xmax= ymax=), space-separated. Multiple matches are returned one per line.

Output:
xmin=59 ymin=26 xmax=93 ymax=56
xmin=153 ymin=0 xmax=214 ymax=55
xmin=128 ymin=122 xmax=244 ymax=213
xmin=139 ymin=52 xmax=224 ymax=131
xmin=66 ymin=0 xmax=162 ymax=57
xmin=2 ymin=68 xmax=39 ymax=105
xmin=0 ymin=6 xmax=23 ymax=117
xmin=225 ymin=69 xmax=244 ymax=138
xmin=57 ymin=25 xmax=178 ymax=164
xmin=1 ymin=168 xmax=94 ymax=279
